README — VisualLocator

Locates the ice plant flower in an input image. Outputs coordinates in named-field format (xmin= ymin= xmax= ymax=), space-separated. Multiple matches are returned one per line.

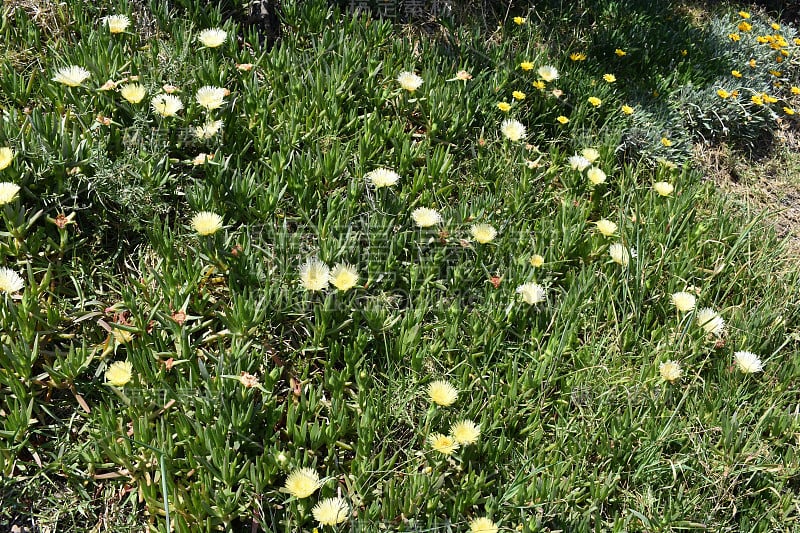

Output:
xmin=653 ymin=181 xmax=674 ymax=196
xmin=529 ymin=254 xmax=544 ymax=267
xmin=0 ymin=147 xmax=13 ymax=170
xmin=312 ymin=497 xmax=349 ymax=526
xmin=537 ymin=65 xmax=559 ymax=82
xmin=451 ymin=420 xmax=480 ymax=444
xmin=568 ymin=155 xmax=591 ymax=171
xmin=198 ymin=28 xmax=227 ymax=47
xmin=587 ymin=167 xmax=607 ymax=185
xmin=191 ymin=211 xmax=223 ymax=235
xmin=696 ymin=307 xmax=725 ymax=336
xmin=299 ymin=258 xmax=330 ymax=291
xmin=194 ymin=120 xmax=223 ymax=139
xmin=532 ymin=80 xmax=546 ymax=90
xmin=516 ymin=282 xmax=546 ymax=305
xmin=120 ymin=83 xmax=146 ymax=104
xmin=512 ymin=90 xmax=526 ymax=100
xmin=471 ymin=223 xmax=497 ymax=244
xmin=0 ymin=182 xmax=20 ymax=205
xmin=513 ymin=16 xmax=525 ymax=25
xmin=734 ymin=351 xmax=763 ymax=374
xmin=520 ymin=61 xmax=534 ymax=71
xmin=470 ymin=517 xmax=499 ymax=533
xmin=603 ymin=73 xmax=616 ymax=83
xmin=329 ymin=263 xmax=358 ymax=291
xmin=621 ymin=104 xmax=634 ymax=115
xmin=615 ymin=48 xmax=627 ymax=56
xmin=397 ymin=71 xmax=423 ymax=92
xmin=581 ymin=148 xmax=600 ymax=162
xmin=661 ymin=137 xmax=673 ymax=147
xmin=595 ymin=219 xmax=617 ymax=237
xmin=732 ymin=70 xmax=742 ymax=78
xmin=284 ymin=468 xmax=321 ymax=498
xmin=411 ymin=207 xmax=442 ymax=228
xmin=151 ymin=94 xmax=183 ymax=117
xmin=428 ymin=433 xmax=459 ymax=455
xmin=588 ymin=96 xmax=602 ymax=107
xmin=500 ymin=119 xmax=526 ymax=141
xmin=659 ymin=360 xmax=682 ymax=382
xmin=609 ymin=243 xmax=631 ymax=266
xmin=52 ymin=65 xmax=91 ymax=87
xmin=454 ymin=70 xmax=472 ymax=81
xmin=195 ymin=86 xmax=227 ymax=110
xmin=671 ymin=291 xmax=696 ymax=312
xmin=556 ymin=115 xmax=569 ymax=124
xmin=105 ymin=15 xmax=130 ymax=33
xmin=365 ymin=167 xmax=400 ymax=188
xmin=428 ymin=380 xmax=457 ymax=406
xmin=570 ymin=52 xmax=587 ymax=61
xmin=0 ymin=267 xmax=24 ymax=294
xmin=497 ymin=102 xmax=511 ymax=112
xmin=105 ymin=361 xmax=133 ymax=386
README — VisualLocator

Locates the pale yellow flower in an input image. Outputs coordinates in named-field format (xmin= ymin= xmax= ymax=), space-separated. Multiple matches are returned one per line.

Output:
xmin=696 ymin=307 xmax=725 ymax=337
xmin=105 ymin=361 xmax=133 ymax=386
xmin=365 ymin=167 xmax=400 ymax=188
xmin=120 ymin=83 xmax=146 ymax=104
xmin=516 ymin=282 xmax=546 ymax=305
xmin=497 ymin=102 xmax=511 ymax=112
xmin=470 ymin=517 xmax=499 ymax=533
xmin=397 ymin=71 xmax=423 ymax=92
xmin=198 ymin=28 xmax=227 ymax=48
xmin=428 ymin=380 xmax=457 ymax=406
xmin=581 ymin=148 xmax=600 ymax=163
xmin=587 ymin=167 xmax=607 ymax=185
xmin=671 ymin=292 xmax=696 ymax=312
xmin=500 ymin=119 xmax=526 ymax=141
xmin=568 ymin=155 xmax=590 ymax=171
xmin=609 ymin=243 xmax=631 ymax=266
xmin=653 ymin=182 xmax=674 ymax=196
xmin=0 ymin=267 xmax=24 ymax=293
xmin=299 ymin=258 xmax=330 ymax=291
xmin=284 ymin=468 xmax=321 ymax=498
xmin=537 ymin=65 xmax=559 ymax=82
xmin=0 ymin=182 xmax=20 ymax=205
xmin=329 ymin=263 xmax=358 ymax=291
xmin=195 ymin=86 xmax=227 ymax=110
xmin=659 ymin=360 xmax=682 ymax=382
xmin=105 ymin=15 xmax=131 ymax=33
xmin=603 ymin=73 xmax=616 ymax=83
xmin=52 ymin=65 xmax=91 ymax=87
xmin=411 ymin=207 xmax=442 ymax=228
xmin=529 ymin=254 xmax=544 ymax=267
xmin=451 ymin=420 xmax=481 ymax=444
xmin=471 ymin=223 xmax=497 ymax=244
xmin=312 ymin=497 xmax=349 ymax=526
xmin=194 ymin=120 xmax=223 ymax=139
xmin=151 ymin=94 xmax=183 ymax=117
xmin=734 ymin=351 xmax=763 ymax=374
xmin=595 ymin=219 xmax=617 ymax=237
xmin=0 ymin=147 xmax=13 ymax=170
xmin=191 ymin=211 xmax=223 ymax=235
xmin=428 ymin=433 xmax=459 ymax=455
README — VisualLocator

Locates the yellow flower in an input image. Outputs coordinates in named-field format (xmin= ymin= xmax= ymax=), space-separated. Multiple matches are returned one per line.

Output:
xmin=329 ymin=263 xmax=359 ymax=291
xmin=581 ymin=148 xmax=600 ymax=162
xmin=312 ymin=497 xmax=349 ymax=526
xmin=428 ymin=433 xmax=459 ymax=455
xmin=537 ymin=65 xmax=559 ymax=82
xmin=792 ymin=86 xmax=800 ymax=95
xmin=556 ymin=115 xmax=569 ymax=124
xmin=615 ymin=48 xmax=626 ymax=56
xmin=105 ymin=361 xmax=133 ymax=386
xmin=450 ymin=420 xmax=480 ymax=444
xmin=512 ymin=90 xmax=526 ymax=100
xmin=52 ymin=65 xmax=91 ymax=87
xmin=731 ymin=70 xmax=742 ymax=78
xmin=411 ymin=207 xmax=442 ymax=228
xmin=191 ymin=211 xmax=223 ymax=235
xmin=520 ymin=61 xmax=534 ymax=71
xmin=532 ymin=80 xmax=545 ymax=90
xmin=784 ymin=107 xmax=795 ymax=115
xmin=470 ymin=517 xmax=499 ymax=533
xmin=397 ymin=71 xmax=423 ymax=92
xmin=120 ymin=83 xmax=146 ymax=104
xmin=738 ymin=11 xmax=750 ymax=18
xmin=513 ymin=16 xmax=526 ymax=25
xmin=653 ymin=181 xmax=674 ymax=196
xmin=621 ymin=104 xmax=634 ymax=115
xmin=529 ymin=254 xmax=544 ymax=267
xmin=751 ymin=95 xmax=764 ymax=106
xmin=365 ymin=167 xmax=400 ymax=188
xmin=603 ymin=73 xmax=616 ymax=83
xmin=0 ymin=182 xmax=20 ymax=205
xmin=0 ymin=267 xmax=24 ymax=293
xmin=738 ymin=21 xmax=752 ymax=32
xmin=660 ymin=137 xmax=673 ymax=147
xmin=105 ymin=14 xmax=130 ymax=33
xmin=197 ymin=28 xmax=227 ymax=48
xmin=717 ymin=89 xmax=730 ymax=99
xmin=195 ymin=86 xmax=227 ymax=110
xmin=771 ymin=23 xmax=780 ymax=30
xmin=681 ymin=49 xmax=688 ymax=56
xmin=497 ymin=101 xmax=511 ymax=112
xmin=587 ymin=166 xmax=606 ymax=185
xmin=671 ymin=291 xmax=696 ymax=312
xmin=749 ymin=58 xmax=757 ymax=68
xmin=659 ymin=360 xmax=682 ymax=382
xmin=299 ymin=258 xmax=330 ymax=291
xmin=763 ymin=94 xmax=778 ymax=103
xmin=570 ymin=52 xmax=587 ymax=61
xmin=769 ymin=70 xmax=782 ymax=78
xmin=428 ymin=380 xmax=458 ymax=406
xmin=471 ymin=223 xmax=497 ymax=243
xmin=595 ymin=219 xmax=617 ymax=237
xmin=588 ymin=96 xmax=602 ymax=107
xmin=284 ymin=468 xmax=321 ymax=499
xmin=729 ymin=33 xmax=740 ymax=42
xmin=0 ymin=147 xmax=14 ymax=170
xmin=151 ymin=94 xmax=183 ymax=117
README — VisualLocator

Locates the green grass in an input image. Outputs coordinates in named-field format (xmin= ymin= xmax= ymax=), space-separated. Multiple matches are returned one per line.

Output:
xmin=1 ymin=0 xmax=800 ymax=531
